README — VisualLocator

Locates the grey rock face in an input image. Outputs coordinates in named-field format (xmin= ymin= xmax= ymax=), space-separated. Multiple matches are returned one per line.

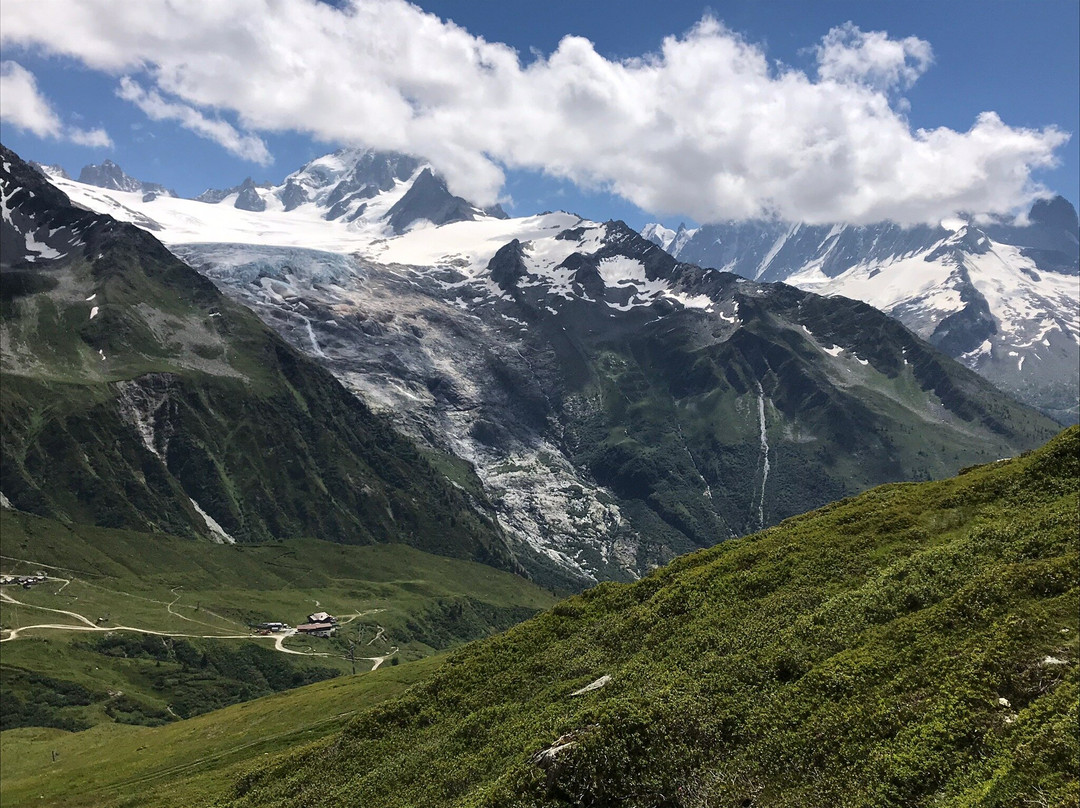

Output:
xmin=984 ymin=196 xmax=1079 ymax=275
xmin=173 ymin=219 xmax=1057 ymax=587
xmin=77 ymin=159 xmax=177 ymax=198
xmin=195 ymin=187 xmax=233 ymax=204
xmin=277 ymin=180 xmax=309 ymax=212
xmin=233 ymin=178 xmax=267 ymax=212
xmin=383 ymin=168 xmax=481 ymax=234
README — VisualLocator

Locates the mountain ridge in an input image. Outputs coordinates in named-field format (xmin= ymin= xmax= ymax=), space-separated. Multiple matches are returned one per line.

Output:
xmin=176 ymin=213 xmax=1058 ymax=585
xmin=21 ymin=145 xmax=1062 ymax=585
xmin=644 ymin=201 xmax=1080 ymax=423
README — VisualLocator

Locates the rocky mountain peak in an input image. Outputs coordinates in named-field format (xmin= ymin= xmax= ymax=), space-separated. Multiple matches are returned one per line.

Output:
xmin=29 ymin=161 xmax=70 ymax=180
xmin=77 ymin=159 xmax=176 ymax=198
xmin=1029 ymin=194 xmax=1079 ymax=235
xmin=383 ymin=167 xmax=484 ymax=234
xmin=234 ymin=177 xmax=267 ymax=212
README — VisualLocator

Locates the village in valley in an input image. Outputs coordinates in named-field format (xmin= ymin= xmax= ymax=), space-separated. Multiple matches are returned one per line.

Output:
xmin=0 ymin=572 xmax=48 ymax=590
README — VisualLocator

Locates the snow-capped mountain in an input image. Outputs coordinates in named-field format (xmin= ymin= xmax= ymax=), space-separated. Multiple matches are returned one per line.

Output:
xmin=32 ymin=148 xmax=1059 ymax=585
xmin=644 ymin=203 xmax=1080 ymax=422
xmin=191 ymin=147 xmax=505 ymax=229
xmin=641 ymin=222 xmax=698 ymax=256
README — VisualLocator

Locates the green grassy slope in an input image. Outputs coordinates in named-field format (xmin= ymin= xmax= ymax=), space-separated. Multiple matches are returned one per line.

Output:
xmin=227 ymin=427 xmax=1079 ymax=808
xmin=0 ymin=655 xmax=443 ymax=808
xmin=0 ymin=509 xmax=556 ymax=733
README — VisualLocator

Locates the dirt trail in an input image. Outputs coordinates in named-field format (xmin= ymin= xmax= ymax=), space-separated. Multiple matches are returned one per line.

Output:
xmin=166 ymin=587 xmax=235 ymax=632
xmin=2 ymin=586 xmax=271 ymax=646
xmin=1 ymin=575 xmax=392 ymax=669
xmin=363 ymin=648 xmax=398 ymax=670
xmin=0 ymin=587 xmax=97 ymax=627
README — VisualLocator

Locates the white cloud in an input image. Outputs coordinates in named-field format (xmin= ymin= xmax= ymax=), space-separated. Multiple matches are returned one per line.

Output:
xmin=116 ymin=77 xmax=271 ymax=164
xmin=1 ymin=60 xmax=63 ymax=137
xmin=816 ymin=23 xmax=933 ymax=90
xmin=0 ymin=60 xmax=113 ymax=147
xmin=66 ymin=126 xmax=113 ymax=148
xmin=0 ymin=1 xmax=1068 ymax=224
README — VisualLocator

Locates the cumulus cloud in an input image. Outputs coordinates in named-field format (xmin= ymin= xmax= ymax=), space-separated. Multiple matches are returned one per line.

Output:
xmin=117 ymin=77 xmax=271 ymax=164
xmin=0 ymin=60 xmax=113 ymax=147
xmin=0 ymin=1 xmax=1068 ymax=224
xmin=816 ymin=23 xmax=933 ymax=90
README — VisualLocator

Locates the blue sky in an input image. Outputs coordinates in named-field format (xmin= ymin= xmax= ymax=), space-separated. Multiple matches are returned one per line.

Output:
xmin=1 ymin=0 xmax=1076 ymax=230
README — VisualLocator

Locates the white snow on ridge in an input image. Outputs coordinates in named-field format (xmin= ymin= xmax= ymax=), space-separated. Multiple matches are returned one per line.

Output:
xmin=963 ymin=243 xmax=1080 ymax=345
xmin=597 ymin=255 xmax=647 ymax=286
xmin=49 ymin=171 xmax=724 ymax=317
xmin=960 ymin=339 xmax=993 ymax=364
xmin=790 ymin=245 xmax=958 ymax=317
xmin=22 ymin=233 xmax=63 ymax=261
xmin=789 ymin=231 xmax=1080 ymax=360
xmin=642 ymin=223 xmax=676 ymax=250
xmin=52 ymin=170 xmax=596 ymax=280
xmin=188 ymin=497 xmax=236 ymax=544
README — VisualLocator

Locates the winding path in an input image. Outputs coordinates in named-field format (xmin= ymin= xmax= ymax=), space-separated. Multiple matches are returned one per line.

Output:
xmin=1 ymin=579 xmax=395 ymax=670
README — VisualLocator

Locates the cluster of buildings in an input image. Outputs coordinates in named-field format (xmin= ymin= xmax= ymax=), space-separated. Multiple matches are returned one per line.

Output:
xmin=296 ymin=611 xmax=338 ymax=637
xmin=0 ymin=572 xmax=47 ymax=589
xmin=253 ymin=611 xmax=338 ymax=637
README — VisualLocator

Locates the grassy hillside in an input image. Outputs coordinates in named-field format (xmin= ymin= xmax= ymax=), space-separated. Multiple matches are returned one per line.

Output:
xmin=0 ymin=509 xmax=556 ymax=734
xmin=0 ymin=655 xmax=444 ymax=808
xmin=226 ymin=427 xmax=1078 ymax=808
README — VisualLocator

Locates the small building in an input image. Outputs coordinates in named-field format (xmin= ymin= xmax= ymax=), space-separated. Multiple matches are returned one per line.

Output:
xmin=254 ymin=622 xmax=288 ymax=632
xmin=296 ymin=622 xmax=336 ymax=637
xmin=307 ymin=611 xmax=337 ymax=625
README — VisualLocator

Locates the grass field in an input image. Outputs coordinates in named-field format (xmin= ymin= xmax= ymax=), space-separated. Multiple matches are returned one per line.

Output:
xmin=0 ymin=654 xmax=444 ymax=807
xmin=0 ymin=509 xmax=556 ymax=735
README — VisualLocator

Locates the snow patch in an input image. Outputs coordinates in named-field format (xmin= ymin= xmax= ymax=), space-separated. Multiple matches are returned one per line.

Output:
xmin=188 ymin=498 xmax=236 ymax=544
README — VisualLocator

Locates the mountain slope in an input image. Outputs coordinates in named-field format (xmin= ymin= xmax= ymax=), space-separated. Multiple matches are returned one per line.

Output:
xmin=37 ymin=149 xmax=1060 ymax=586
xmin=645 ymin=203 xmax=1080 ymax=423
xmin=178 ymin=219 xmax=1057 ymax=585
xmin=0 ymin=143 xmax=513 ymax=568
xmin=227 ymin=426 xmax=1079 ymax=808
